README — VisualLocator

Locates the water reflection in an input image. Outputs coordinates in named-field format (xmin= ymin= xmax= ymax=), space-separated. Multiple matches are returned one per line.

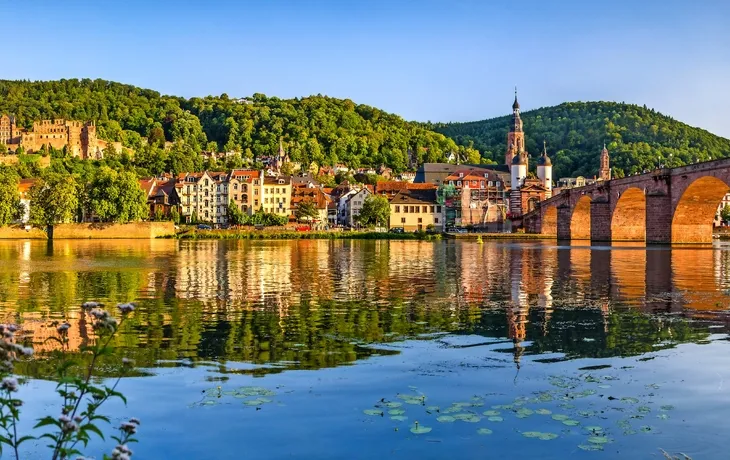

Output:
xmin=0 ymin=240 xmax=729 ymax=377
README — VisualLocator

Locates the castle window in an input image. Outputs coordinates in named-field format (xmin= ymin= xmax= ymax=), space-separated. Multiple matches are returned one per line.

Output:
xmin=488 ymin=181 xmax=493 ymax=187
xmin=401 ymin=217 xmax=406 ymax=224
xmin=395 ymin=206 xmax=400 ymax=213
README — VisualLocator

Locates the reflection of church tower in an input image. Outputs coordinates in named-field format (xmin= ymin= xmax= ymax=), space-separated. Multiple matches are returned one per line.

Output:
xmin=507 ymin=248 xmax=529 ymax=369
xmin=505 ymin=89 xmax=527 ymax=168
xmin=599 ymin=144 xmax=611 ymax=181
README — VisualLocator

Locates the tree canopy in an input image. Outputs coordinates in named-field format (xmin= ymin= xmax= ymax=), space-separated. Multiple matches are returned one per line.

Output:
xmin=431 ymin=101 xmax=730 ymax=178
xmin=28 ymin=172 xmax=78 ymax=226
xmin=357 ymin=195 xmax=390 ymax=228
xmin=294 ymin=199 xmax=319 ymax=222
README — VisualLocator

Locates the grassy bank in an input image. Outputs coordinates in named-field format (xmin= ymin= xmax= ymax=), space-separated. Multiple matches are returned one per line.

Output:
xmin=166 ymin=229 xmax=443 ymax=241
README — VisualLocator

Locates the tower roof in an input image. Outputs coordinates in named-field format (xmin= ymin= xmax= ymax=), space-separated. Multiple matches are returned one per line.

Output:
xmin=512 ymin=88 xmax=520 ymax=110
xmin=601 ymin=143 xmax=609 ymax=155
xmin=537 ymin=141 xmax=552 ymax=166
xmin=512 ymin=151 xmax=527 ymax=165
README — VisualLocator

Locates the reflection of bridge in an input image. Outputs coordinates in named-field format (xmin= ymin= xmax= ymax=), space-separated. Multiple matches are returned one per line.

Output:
xmin=523 ymin=159 xmax=730 ymax=243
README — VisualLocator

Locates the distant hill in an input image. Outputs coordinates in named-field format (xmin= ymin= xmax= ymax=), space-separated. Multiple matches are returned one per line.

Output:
xmin=431 ymin=101 xmax=730 ymax=179
xmin=0 ymin=79 xmax=467 ymax=174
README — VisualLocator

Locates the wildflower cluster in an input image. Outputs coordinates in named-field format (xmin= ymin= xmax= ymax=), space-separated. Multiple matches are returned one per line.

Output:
xmin=0 ymin=300 xmax=142 ymax=459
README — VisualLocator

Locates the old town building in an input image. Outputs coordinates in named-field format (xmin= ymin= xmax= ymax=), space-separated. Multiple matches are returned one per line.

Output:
xmin=389 ymin=189 xmax=444 ymax=232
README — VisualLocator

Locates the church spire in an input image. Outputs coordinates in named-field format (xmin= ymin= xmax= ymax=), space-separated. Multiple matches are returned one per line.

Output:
xmin=599 ymin=143 xmax=611 ymax=181
xmin=512 ymin=87 xmax=520 ymax=111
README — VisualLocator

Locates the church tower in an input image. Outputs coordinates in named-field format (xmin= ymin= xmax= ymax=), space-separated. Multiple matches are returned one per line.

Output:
xmin=599 ymin=143 xmax=611 ymax=181
xmin=505 ymin=89 xmax=526 ymax=168
xmin=536 ymin=141 xmax=552 ymax=197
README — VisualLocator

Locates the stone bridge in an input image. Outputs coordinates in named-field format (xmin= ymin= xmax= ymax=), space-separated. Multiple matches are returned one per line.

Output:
xmin=523 ymin=158 xmax=730 ymax=243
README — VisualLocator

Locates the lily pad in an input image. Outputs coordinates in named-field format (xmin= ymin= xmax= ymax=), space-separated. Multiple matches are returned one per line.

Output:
xmin=364 ymin=409 xmax=384 ymax=416
xmin=657 ymin=414 xmax=669 ymax=420
xmin=487 ymin=416 xmax=504 ymax=422
xmin=621 ymin=397 xmax=639 ymax=404
xmin=578 ymin=410 xmax=596 ymax=417
xmin=552 ymin=414 xmax=570 ymax=421
xmin=535 ymin=409 xmax=552 ymax=415
xmin=638 ymin=406 xmax=651 ymax=413
xmin=410 ymin=424 xmax=432 ymax=434
xmin=384 ymin=402 xmax=403 ymax=408
xmin=660 ymin=405 xmax=675 ymax=411
xmin=436 ymin=415 xmax=456 ymax=423
xmin=562 ymin=419 xmax=580 ymax=426
xmin=425 ymin=405 xmax=440 ymax=412
xmin=477 ymin=428 xmax=493 ymax=435
xmin=391 ymin=415 xmax=408 ymax=422
xmin=522 ymin=431 xmax=542 ymax=438
xmin=454 ymin=414 xmax=481 ymax=423
xmin=482 ymin=410 xmax=500 ymax=417
xmin=588 ymin=436 xmax=611 ymax=445
xmin=598 ymin=384 xmax=611 ymax=389
xmin=388 ymin=409 xmax=405 ymax=416
xmin=578 ymin=444 xmax=604 ymax=451
xmin=585 ymin=426 xmax=603 ymax=433
xmin=516 ymin=408 xmax=534 ymax=418
xmin=640 ymin=425 xmax=653 ymax=433
xmin=559 ymin=403 xmax=576 ymax=409
xmin=538 ymin=433 xmax=559 ymax=441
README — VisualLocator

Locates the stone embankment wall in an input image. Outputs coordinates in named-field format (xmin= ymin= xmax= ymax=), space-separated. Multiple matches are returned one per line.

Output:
xmin=0 ymin=222 xmax=174 ymax=239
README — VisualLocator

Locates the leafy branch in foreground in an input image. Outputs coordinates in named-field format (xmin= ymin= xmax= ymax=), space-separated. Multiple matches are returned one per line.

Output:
xmin=0 ymin=301 xmax=141 ymax=459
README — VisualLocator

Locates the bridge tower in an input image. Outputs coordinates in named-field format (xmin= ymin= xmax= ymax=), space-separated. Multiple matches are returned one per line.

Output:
xmin=537 ymin=141 xmax=553 ymax=198
xmin=599 ymin=144 xmax=611 ymax=181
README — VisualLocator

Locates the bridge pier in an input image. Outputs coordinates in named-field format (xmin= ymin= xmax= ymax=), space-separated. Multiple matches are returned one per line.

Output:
xmin=557 ymin=205 xmax=572 ymax=240
xmin=645 ymin=192 xmax=672 ymax=244
xmin=590 ymin=199 xmax=611 ymax=242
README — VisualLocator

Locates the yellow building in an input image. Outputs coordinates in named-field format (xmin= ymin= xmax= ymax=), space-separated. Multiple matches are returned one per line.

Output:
xmin=259 ymin=174 xmax=292 ymax=217
xmin=389 ymin=189 xmax=444 ymax=232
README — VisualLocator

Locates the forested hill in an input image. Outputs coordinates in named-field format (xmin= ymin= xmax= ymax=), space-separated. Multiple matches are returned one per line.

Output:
xmin=431 ymin=102 xmax=730 ymax=179
xmin=0 ymin=79 xmax=470 ymax=174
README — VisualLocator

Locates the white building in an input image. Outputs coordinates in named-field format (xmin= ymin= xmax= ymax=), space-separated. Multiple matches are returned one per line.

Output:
xmin=337 ymin=186 xmax=372 ymax=227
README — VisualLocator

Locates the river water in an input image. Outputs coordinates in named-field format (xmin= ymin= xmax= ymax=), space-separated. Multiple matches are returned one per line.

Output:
xmin=3 ymin=239 xmax=730 ymax=459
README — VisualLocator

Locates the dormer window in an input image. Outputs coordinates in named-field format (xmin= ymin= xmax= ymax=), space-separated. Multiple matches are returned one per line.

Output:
xmin=458 ymin=172 xmax=464 ymax=178
xmin=484 ymin=173 xmax=488 ymax=178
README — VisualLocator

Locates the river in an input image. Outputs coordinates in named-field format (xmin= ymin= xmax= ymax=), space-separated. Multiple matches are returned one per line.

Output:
xmin=3 ymin=239 xmax=730 ymax=459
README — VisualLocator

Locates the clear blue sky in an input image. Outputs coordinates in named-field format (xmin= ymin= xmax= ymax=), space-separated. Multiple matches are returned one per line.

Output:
xmin=2 ymin=0 xmax=729 ymax=137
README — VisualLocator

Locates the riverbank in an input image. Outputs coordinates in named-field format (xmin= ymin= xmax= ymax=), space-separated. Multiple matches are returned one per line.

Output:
xmin=0 ymin=222 xmax=175 ymax=239
xmin=166 ymin=229 xmax=443 ymax=240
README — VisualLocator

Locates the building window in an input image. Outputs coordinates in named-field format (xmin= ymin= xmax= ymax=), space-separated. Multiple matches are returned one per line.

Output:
xmin=422 ymin=206 xmax=428 ymax=213
xmin=430 ymin=206 xmax=434 ymax=213
xmin=418 ymin=218 xmax=422 ymax=223
xmin=395 ymin=206 xmax=400 ymax=213
xmin=457 ymin=181 xmax=462 ymax=186
xmin=436 ymin=206 xmax=442 ymax=213
xmin=435 ymin=217 xmax=439 ymax=224
xmin=401 ymin=217 xmax=406 ymax=224
xmin=488 ymin=181 xmax=493 ymax=187
xmin=404 ymin=206 xmax=409 ymax=213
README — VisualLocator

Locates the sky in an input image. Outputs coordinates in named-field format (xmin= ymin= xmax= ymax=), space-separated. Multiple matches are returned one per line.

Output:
xmin=2 ymin=0 xmax=729 ymax=137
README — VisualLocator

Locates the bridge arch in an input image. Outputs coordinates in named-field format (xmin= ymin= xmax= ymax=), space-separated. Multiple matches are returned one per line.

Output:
xmin=672 ymin=176 xmax=730 ymax=243
xmin=542 ymin=206 xmax=557 ymax=235
xmin=611 ymin=187 xmax=646 ymax=241
xmin=570 ymin=195 xmax=592 ymax=240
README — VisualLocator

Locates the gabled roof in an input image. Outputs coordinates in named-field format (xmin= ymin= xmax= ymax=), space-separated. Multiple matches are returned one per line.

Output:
xmin=390 ymin=189 xmax=438 ymax=206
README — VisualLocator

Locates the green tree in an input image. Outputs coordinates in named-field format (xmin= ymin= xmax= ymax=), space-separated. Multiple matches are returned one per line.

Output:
xmin=0 ymin=167 xmax=20 ymax=225
xmin=357 ymin=195 xmax=390 ymax=228
xmin=170 ymin=206 xmax=180 ymax=224
xmin=0 ymin=143 xmax=7 ymax=156
xmin=29 ymin=172 xmax=79 ymax=226
xmin=227 ymin=199 xmax=245 ymax=226
xmin=88 ymin=167 xmax=148 ymax=223
xmin=721 ymin=205 xmax=730 ymax=223
xmin=295 ymin=199 xmax=319 ymax=222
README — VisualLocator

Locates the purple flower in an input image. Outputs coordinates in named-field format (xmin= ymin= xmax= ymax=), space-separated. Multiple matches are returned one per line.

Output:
xmin=1 ymin=377 xmax=18 ymax=392
xmin=117 ymin=303 xmax=135 ymax=314
xmin=81 ymin=301 xmax=103 ymax=309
